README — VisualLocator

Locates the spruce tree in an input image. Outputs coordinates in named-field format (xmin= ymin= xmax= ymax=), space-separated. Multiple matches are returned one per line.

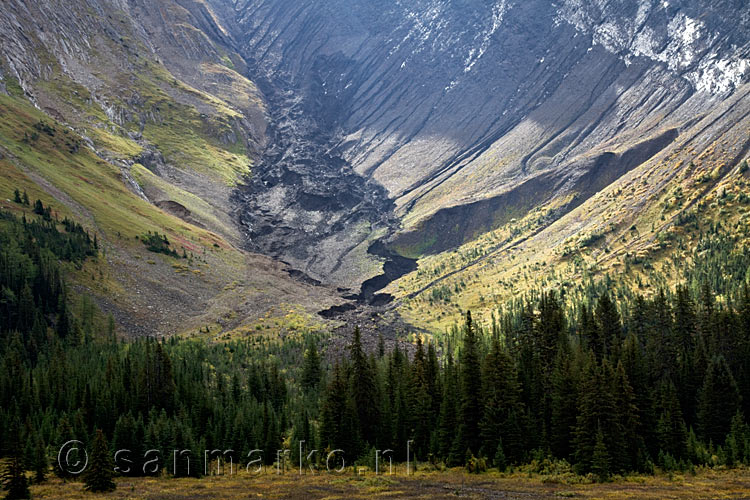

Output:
xmin=550 ymin=342 xmax=578 ymax=460
xmin=479 ymin=334 xmax=523 ymax=463
xmin=349 ymin=326 xmax=379 ymax=451
xmin=301 ymin=336 xmax=322 ymax=391
xmin=698 ymin=355 xmax=741 ymax=445
xmin=2 ymin=454 xmax=29 ymax=500
xmin=656 ymin=379 xmax=688 ymax=460
xmin=410 ymin=338 xmax=433 ymax=459
xmin=32 ymin=436 xmax=47 ymax=483
xmin=612 ymin=361 xmax=641 ymax=472
xmin=456 ymin=311 xmax=483 ymax=460
xmin=595 ymin=293 xmax=620 ymax=359
xmin=437 ymin=352 xmax=460 ymax=465
xmin=591 ymin=424 xmax=611 ymax=482
xmin=84 ymin=429 xmax=115 ymax=493
xmin=2 ymin=421 xmax=29 ymax=500
xmin=573 ymin=355 xmax=617 ymax=474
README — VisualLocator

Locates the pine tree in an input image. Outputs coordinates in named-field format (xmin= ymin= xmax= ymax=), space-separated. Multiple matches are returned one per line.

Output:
xmin=21 ymin=191 xmax=29 ymax=206
xmin=84 ymin=429 xmax=115 ymax=493
xmin=550 ymin=342 xmax=578 ymax=460
xmin=13 ymin=189 xmax=22 ymax=204
xmin=456 ymin=311 xmax=483 ymax=460
xmin=32 ymin=436 xmax=47 ymax=483
xmin=656 ymin=379 xmax=688 ymax=460
xmin=595 ymin=293 xmax=621 ymax=359
xmin=409 ymin=337 xmax=433 ymax=459
xmin=349 ymin=326 xmax=379 ymax=451
xmin=2 ymin=421 xmax=29 ymax=500
xmin=698 ymin=355 xmax=741 ymax=445
xmin=301 ymin=336 xmax=322 ymax=392
xmin=437 ymin=352 xmax=460 ymax=464
xmin=2 ymin=455 xmax=29 ymax=500
xmin=591 ymin=424 xmax=611 ymax=482
xmin=479 ymin=334 xmax=523 ymax=464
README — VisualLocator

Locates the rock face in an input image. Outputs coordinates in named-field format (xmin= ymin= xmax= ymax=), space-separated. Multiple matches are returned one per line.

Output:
xmin=212 ymin=0 xmax=749 ymax=271
xmin=2 ymin=0 xmax=748 ymax=302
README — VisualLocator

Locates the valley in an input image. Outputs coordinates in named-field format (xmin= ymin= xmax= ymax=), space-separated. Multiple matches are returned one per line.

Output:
xmin=1 ymin=0 xmax=750 ymax=498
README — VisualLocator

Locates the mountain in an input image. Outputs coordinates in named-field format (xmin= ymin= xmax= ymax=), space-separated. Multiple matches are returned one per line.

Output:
xmin=1 ymin=0 xmax=749 ymax=333
xmin=216 ymin=0 xmax=750 ymax=328
xmin=0 ymin=0 xmax=340 ymax=336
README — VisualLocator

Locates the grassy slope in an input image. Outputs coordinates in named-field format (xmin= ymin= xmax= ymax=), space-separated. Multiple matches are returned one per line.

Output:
xmin=390 ymin=87 xmax=750 ymax=332
xmin=0 ymin=0 xmax=336 ymax=337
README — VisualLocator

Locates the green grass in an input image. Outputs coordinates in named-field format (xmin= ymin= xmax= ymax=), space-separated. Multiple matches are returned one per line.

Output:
xmin=0 ymin=94 xmax=227 ymax=249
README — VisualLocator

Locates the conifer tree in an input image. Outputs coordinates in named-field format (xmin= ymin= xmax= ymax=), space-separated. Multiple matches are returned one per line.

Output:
xmin=698 ymin=355 xmax=741 ymax=445
xmin=84 ymin=429 xmax=115 ymax=492
xmin=573 ymin=355 xmax=617 ymax=474
xmin=2 ymin=421 xmax=29 ymax=500
xmin=538 ymin=291 xmax=566 ymax=368
xmin=456 ymin=311 xmax=483 ymax=460
xmin=32 ymin=436 xmax=47 ymax=484
xmin=612 ymin=361 xmax=641 ymax=471
xmin=479 ymin=334 xmax=523 ymax=464
xmin=591 ymin=424 xmax=611 ymax=482
xmin=595 ymin=293 xmax=620 ymax=359
xmin=494 ymin=438 xmax=506 ymax=471
xmin=349 ymin=326 xmax=379 ymax=451
xmin=550 ymin=344 xmax=578 ymax=460
xmin=301 ymin=336 xmax=322 ymax=391
xmin=656 ymin=379 xmax=688 ymax=460
xmin=2 ymin=454 xmax=29 ymax=500
xmin=437 ymin=352 xmax=460 ymax=465
xmin=410 ymin=338 xmax=433 ymax=458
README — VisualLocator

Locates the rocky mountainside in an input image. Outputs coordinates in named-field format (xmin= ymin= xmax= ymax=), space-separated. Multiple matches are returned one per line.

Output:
xmin=1 ymin=0 xmax=748 ymax=333
xmin=212 ymin=0 xmax=747 ymax=241
xmin=0 ymin=0 xmax=340 ymax=336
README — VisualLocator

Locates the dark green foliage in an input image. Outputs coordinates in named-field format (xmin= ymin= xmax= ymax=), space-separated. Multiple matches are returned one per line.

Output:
xmin=2 ymin=421 xmax=29 ymax=500
xmin=84 ymin=429 xmax=115 ymax=493
xmin=349 ymin=326 xmax=379 ymax=453
xmin=301 ymin=336 xmax=321 ymax=392
xmin=591 ymin=424 xmax=611 ymax=482
xmin=31 ymin=437 xmax=47 ymax=484
xmin=2 ymin=208 xmax=750 ymax=480
xmin=2 ymin=455 xmax=29 ymax=500
xmin=140 ymin=231 xmax=183 ymax=258
xmin=656 ymin=380 xmax=688 ymax=461
xmin=698 ymin=355 xmax=741 ymax=445
xmin=479 ymin=335 xmax=523 ymax=464
xmin=456 ymin=312 xmax=483 ymax=461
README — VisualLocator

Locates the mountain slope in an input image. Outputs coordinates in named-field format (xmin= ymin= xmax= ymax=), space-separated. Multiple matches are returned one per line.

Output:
xmin=1 ymin=0 xmax=748 ymax=334
xmin=0 ymin=0 xmax=340 ymax=336
xmin=205 ymin=0 xmax=750 ymax=328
